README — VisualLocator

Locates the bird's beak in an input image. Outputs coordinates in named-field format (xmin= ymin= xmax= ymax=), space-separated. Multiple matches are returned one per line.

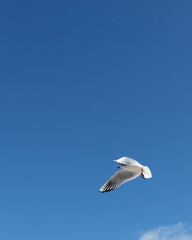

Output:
xmin=117 ymin=166 xmax=121 ymax=168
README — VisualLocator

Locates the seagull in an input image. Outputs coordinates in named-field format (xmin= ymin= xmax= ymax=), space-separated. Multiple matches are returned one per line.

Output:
xmin=99 ymin=156 xmax=152 ymax=193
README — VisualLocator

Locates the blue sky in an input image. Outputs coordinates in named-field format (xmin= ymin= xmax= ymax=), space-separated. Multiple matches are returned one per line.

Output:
xmin=0 ymin=0 xmax=192 ymax=239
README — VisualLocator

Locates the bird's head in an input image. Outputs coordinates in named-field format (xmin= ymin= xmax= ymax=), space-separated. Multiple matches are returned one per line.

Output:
xmin=141 ymin=166 xmax=152 ymax=179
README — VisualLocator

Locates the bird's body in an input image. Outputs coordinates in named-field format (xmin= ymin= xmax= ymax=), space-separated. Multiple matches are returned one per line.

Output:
xmin=99 ymin=157 xmax=152 ymax=193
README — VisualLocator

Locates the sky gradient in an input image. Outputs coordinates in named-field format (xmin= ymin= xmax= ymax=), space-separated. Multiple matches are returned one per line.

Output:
xmin=0 ymin=1 xmax=192 ymax=239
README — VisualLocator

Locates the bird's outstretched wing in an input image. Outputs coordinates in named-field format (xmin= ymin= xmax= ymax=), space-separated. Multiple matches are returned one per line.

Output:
xmin=99 ymin=170 xmax=140 ymax=193
xmin=114 ymin=157 xmax=143 ymax=167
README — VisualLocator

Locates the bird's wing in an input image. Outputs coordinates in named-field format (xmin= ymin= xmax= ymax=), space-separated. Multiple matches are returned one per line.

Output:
xmin=99 ymin=170 xmax=140 ymax=193
xmin=114 ymin=157 xmax=143 ymax=167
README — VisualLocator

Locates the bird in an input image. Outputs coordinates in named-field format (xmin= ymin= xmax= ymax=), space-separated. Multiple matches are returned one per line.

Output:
xmin=99 ymin=156 xmax=152 ymax=193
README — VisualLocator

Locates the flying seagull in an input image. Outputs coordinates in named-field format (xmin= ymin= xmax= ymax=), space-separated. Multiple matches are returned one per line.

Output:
xmin=99 ymin=157 xmax=152 ymax=193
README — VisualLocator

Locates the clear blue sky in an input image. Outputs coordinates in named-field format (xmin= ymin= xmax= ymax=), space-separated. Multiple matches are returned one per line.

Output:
xmin=0 ymin=1 xmax=192 ymax=239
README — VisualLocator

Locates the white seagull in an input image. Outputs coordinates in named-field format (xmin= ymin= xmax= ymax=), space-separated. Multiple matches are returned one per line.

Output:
xmin=99 ymin=157 xmax=152 ymax=193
